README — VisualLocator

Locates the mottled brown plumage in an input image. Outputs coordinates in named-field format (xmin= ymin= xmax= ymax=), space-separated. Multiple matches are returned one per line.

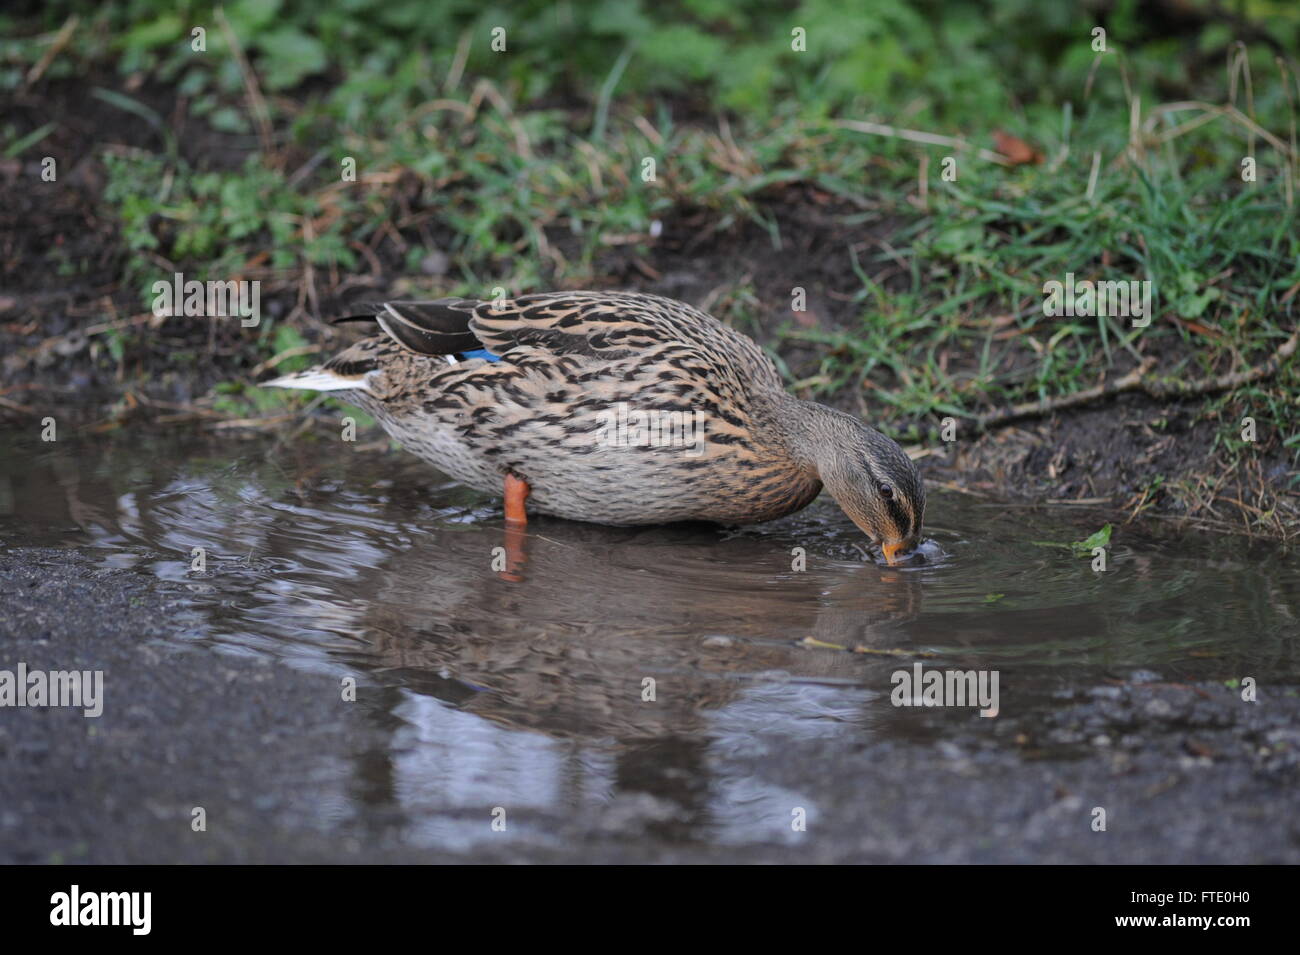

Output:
xmin=263 ymin=291 xmax=925 ymax=561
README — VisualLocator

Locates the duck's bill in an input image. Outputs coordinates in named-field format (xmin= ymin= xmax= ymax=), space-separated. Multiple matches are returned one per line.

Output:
xmin=881 ymin=542 xmax=906 ymax=565
xmin=878 ymin=539 xmax=942 ymax=566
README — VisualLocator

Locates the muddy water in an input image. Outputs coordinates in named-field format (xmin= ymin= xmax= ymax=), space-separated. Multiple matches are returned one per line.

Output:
xmin=2 ymin=428 xmax=1297 ymax=852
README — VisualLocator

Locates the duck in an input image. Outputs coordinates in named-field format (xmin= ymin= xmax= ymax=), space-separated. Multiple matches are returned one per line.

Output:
xmin=262 ymin=291 xmax=925 ymax=563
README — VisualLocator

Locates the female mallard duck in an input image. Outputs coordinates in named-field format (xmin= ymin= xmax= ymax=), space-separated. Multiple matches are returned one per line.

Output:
xmin=263 ymin=291 xmax=925 ymax=563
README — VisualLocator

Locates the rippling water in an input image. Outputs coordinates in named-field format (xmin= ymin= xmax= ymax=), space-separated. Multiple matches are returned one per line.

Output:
xmin=2 ymin=428 xmax=1296 ymax=850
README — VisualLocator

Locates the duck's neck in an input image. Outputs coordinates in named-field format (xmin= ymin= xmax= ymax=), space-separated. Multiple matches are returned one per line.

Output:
xmin=762 ymin=394 xmax=858 ymax=480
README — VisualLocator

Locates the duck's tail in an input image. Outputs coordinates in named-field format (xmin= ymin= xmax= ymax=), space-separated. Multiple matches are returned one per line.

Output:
xmin=260 ymin=367 xmax=372 ymax=392
xmin=261 ymin=299 xmax=511 ymax=393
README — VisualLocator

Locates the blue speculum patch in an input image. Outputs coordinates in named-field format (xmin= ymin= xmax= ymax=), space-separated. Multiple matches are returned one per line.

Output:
xmin=460 ymin=348 xmax=502 ymax=362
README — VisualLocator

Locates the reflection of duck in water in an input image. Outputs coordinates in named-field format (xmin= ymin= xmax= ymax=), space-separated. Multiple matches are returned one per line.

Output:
xmin=318 ymin=522 xmax=934 ymax=843
xmin=264 ymin=292 xmax=925 ymax=564
xmin=334 ymin=515 xmax=925 ymax=743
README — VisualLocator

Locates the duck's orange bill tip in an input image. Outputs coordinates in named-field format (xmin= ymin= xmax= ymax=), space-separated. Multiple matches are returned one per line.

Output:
xmin=881 ymin=542 xmax=904 ymax=565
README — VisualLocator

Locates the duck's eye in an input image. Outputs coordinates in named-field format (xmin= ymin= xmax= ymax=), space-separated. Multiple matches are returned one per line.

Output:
xmin=879 ymin=483 xmax=894 ymax=499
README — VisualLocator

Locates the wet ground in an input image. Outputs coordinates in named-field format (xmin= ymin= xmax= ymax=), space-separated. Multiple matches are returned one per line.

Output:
xmin=1 ymin=426 xmax=1298 ymax=863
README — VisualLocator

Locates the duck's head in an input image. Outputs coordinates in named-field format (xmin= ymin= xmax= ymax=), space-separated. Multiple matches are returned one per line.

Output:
xmin=801 ymin=406 xmax=925 ymax=564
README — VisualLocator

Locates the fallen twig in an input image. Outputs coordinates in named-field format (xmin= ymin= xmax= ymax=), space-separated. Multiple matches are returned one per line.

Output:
xmin=207 ymin=413 xmax=300 ymax=431
xmin=0 ymin=395 xmax=38 ymax=416
xmin=834 ymin=118 xmax=1012 ymax=166
xmin=972 ymin=326 xmax=1298 ymax=431
xmin=22 ymin=15 xmax=79 ymax=91
xmin=250 ymin=344 xmax=323 ymax=377
xmin=215 ymin=6 xmax=274 ymax=157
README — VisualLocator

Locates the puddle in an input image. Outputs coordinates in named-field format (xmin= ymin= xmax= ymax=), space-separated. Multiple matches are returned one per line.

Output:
xmin=2 ymin=428 xmax=1297 ymax=852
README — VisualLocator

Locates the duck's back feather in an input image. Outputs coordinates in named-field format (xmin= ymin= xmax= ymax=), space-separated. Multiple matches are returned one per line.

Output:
xmin=329 ymin=291 xmax=785 ymax=405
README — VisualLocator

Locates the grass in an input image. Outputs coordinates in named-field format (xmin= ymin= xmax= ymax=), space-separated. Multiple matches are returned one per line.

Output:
xmin=2 ymin=0 xmax=1299 ymax=533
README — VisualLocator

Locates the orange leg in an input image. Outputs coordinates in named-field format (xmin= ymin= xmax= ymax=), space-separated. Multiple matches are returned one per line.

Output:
xmin=504 ymin=473 xmax=530 ymax=526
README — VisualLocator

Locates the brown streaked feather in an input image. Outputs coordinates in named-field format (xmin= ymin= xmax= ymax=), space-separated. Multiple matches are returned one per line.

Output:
xmin=468 ymin=291 xmax=784 ymax=396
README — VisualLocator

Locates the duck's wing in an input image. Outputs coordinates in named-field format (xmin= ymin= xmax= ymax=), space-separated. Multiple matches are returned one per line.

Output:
xmin=343 ymin=293 xmax=778 ymax=383
xmin=329 ymin=291 xmax=784 ymax=411
xmin=333 ymin=299 xmax=482 ymax=356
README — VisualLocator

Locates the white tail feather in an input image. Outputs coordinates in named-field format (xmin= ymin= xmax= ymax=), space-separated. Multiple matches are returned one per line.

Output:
xmin=260 ymin=368 xmax=371 ymax=393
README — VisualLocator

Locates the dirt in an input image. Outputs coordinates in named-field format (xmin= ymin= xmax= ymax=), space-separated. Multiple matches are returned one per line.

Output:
xmin=930 ymin=396 xmax=1295 ymax=531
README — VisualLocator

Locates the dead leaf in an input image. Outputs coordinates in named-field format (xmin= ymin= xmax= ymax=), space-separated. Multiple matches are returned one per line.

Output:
xmin=993 ymin=130 xmax=1043 ymax=166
